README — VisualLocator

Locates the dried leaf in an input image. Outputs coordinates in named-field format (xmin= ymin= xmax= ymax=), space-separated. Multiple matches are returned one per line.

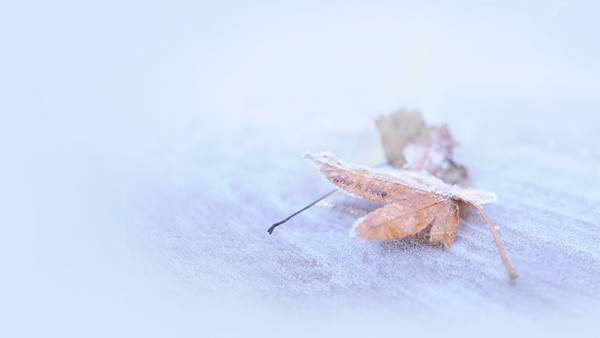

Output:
xmin=376 ymin=110 xmax=425 ymax=169
xmin=354 ymin=200 xmax=453 ymax=241
xmin=303 ymin=151 xmax=485 ymax=247
xmin=304 ymin=151 xmax=517 ymax=280
xmin=440 ymin=160 xmax=470 ymax=188
xmin=376 ymin=110 xmax=470 ymax=187
xmin=303 ymin=151 xmax=496 ymax=206
xmin=428 ymin=200 xmax=459 ymax=249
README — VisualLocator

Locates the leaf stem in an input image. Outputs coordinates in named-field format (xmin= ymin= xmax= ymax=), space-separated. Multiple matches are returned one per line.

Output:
xmin=468 ymin=201 xmax=518 ymax=280
xmin=267 ymin=190 xmax=336 ymax=234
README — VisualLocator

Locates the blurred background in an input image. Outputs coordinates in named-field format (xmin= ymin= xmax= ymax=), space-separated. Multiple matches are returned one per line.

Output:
xmin=2 ymin=1 xmax=599 ymax=337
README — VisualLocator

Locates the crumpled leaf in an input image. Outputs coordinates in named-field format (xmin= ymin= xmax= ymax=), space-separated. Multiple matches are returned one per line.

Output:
xmin=375 ymin=110 xmax=426 ymax=169
xmin=376 ymin=110 xmax=470 ymax=187
xmin=427 ymin=199 xmax=459 ymax=248
xmin=354 ymin=202 xmax=436 ymax=240
xmin=354 ymin=200 xmax=458 ymax=247
xmin=304 ymin=151 xmax=518 ymax=280
xmin=303 ymin=151 xmax=496 ymax=206
xmin=302 ymin=151 xmax=489 ymax=247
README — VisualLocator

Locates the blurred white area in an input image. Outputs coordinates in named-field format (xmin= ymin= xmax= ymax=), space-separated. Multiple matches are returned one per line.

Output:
xmin=2 ymin=0 xmax=600 ymax=337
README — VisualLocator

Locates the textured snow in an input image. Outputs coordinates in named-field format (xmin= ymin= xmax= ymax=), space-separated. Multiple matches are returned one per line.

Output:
xmin=5 ymin=1 xmax=600 ymax=337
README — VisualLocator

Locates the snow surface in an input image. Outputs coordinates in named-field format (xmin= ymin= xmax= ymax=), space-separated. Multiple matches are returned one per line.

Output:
xmin=4 ymin=1 xmax=600 ymax=337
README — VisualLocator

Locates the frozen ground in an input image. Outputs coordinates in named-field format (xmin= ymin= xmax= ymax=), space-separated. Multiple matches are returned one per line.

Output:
xmin=3 ymin=1 xmax=600 ymax=337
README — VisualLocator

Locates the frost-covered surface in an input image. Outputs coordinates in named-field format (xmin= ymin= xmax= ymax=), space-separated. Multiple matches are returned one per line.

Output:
xmin=6 ymin=1 xmax=600 ymax=337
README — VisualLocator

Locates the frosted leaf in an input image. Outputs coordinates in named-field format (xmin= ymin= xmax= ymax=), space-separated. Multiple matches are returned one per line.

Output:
xmin=303 ymin=151 xmax=496 ymax=205
xmin=376 ymin=110 xmax=470 ymax=187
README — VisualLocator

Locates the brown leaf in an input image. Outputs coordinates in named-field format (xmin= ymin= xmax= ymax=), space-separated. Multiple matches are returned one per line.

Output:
xmin=403 ymin=124 xmax=453 ymax=176
xmin=303 ymin=151 xmax=496 ymax=206
xmin=306 ymin=151 xmax=460 ymax=244
xmin=428 ymin=199 xmax=459 ymax=248
xmin=303 ymin=151 xmax=446 ymax=204
xmin=304 ymin=151 xmax=518 ymax=280
xmin=354 ymin=200 xmax=448 ymax=241
xmin=376 ymin=110 xmax=425 ymax=169
xmin=376 ymin=110 xmax=470 ymax=187
xmin=440 ymin=160 xmax=470 ymax=188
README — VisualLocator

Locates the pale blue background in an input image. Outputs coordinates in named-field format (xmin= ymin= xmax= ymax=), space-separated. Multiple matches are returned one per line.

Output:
xmin=2 ymin=1 xmax=599 ymax=337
